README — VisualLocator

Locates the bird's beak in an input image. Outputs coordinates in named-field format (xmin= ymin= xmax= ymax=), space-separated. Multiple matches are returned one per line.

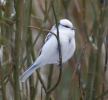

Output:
xmin=71 ymin=27 xmax=76 ymax=30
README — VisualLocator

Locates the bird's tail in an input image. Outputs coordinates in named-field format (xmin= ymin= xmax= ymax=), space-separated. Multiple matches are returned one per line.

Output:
xmin=19 ymin=63 xmax=39 ymax=82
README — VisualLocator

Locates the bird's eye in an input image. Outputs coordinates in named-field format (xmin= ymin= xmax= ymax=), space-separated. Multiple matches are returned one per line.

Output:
xmin=64 ymin=25 xmax=70 ymax=28
xmin=58 ymin=22 xmax=71 ymax=29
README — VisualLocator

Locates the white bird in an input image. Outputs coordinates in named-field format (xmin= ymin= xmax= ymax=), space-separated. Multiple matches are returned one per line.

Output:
xmin=20 ymin=19 xmax=76 ymax=82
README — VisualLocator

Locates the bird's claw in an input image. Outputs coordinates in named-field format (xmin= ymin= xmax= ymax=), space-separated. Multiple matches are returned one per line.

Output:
xmin=58 ymin=62 xmax=63 ymax=68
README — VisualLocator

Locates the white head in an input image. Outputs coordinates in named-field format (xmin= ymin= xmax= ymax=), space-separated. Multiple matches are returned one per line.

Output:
xmin=59 ymin=19 xmax=75 ymax=30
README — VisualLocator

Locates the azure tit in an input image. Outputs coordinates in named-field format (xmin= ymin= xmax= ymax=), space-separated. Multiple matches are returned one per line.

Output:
xmin=20 ymin=19 xmax=76 ymax=82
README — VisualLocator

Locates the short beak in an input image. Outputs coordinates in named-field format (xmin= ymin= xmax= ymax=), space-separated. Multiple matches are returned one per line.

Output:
xmin=71 ymin=27 xmax=76 ymax=30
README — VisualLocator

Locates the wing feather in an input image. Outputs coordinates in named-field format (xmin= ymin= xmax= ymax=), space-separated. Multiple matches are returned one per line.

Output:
xmin=38 ymin=25 xmax=56 ymax=56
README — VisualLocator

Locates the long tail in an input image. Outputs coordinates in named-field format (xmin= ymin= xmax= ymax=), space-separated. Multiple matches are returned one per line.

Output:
xmin=19 ymin=63 xmax=39 ymax=82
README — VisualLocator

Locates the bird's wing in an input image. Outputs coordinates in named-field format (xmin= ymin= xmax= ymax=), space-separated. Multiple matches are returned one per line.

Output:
xmin=38 ymin=25 xmax=56 ymax=56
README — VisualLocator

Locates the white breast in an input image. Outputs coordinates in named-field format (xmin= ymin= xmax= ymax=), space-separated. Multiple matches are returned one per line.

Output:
xmin=60 ymin=31 xmax=76 ymax=62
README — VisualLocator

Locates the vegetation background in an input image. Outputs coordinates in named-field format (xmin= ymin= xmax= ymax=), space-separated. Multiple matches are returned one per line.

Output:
xmin=0 ymin=0 xmax=108 ymax=100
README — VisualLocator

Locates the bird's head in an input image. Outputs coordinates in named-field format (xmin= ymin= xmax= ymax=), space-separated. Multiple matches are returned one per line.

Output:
xmin=58 ymin=19 xmax=75 ymax=30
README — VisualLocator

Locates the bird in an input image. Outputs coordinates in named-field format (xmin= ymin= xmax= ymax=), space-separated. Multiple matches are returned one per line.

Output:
xmin=20 ymin=19 xmax=76 ymax=82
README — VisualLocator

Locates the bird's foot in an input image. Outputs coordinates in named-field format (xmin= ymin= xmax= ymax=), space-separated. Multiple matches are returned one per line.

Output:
xmin=57 ymin=44 xmax=61 ymax=51
xmin=59 ymin=63 xmax=63 ymax=68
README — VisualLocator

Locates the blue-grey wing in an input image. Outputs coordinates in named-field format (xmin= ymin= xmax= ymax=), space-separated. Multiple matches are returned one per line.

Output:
xmin=38 ymin=33 xmax=52 ymax=56
xmin=38 ymin=25 xmax=56 ymax=56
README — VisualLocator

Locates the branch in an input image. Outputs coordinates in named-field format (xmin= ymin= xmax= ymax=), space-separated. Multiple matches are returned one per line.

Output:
xmin=46 ymin=67 xmax=62 ymax=93
xmin=20 ymin=90 xmax=30 ymax=100
xmin=68 ymin=41 xmax=87 ymax=100
xmin=0 ymin=62 xmax=7 ymax=100
xmin=101 ymin=34 xmax=108 ymax=100
xmin=13 ymin=0 xmax=23 ymax=99
xmin=29 ymin=24 xmax=54 ymax=100
xmin=28 ymin=25 xmax=57 ymax=37
xmin=46 ymin=1 xmax=63 ymax=93
xmin=45 ymin=64 xmax=54 ymax=100
xmin=4 ymin=64 xmax=14 ymax=80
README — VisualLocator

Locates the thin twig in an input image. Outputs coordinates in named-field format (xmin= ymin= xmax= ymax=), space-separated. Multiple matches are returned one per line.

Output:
xmin=20 ymin=90 xmax=30 ymax=100
xmin=41 ymin=86 xmax=43 ymax=100
xmin=37 ymin=0 xmax=53 ymax=26
xmin=99 ymin=90 xmax=108 ymax=99
xmin=45 ymin=64 xmax=54 ymax=100
xmin=33 ymin=78 xmax=38 ymax=100
xmin=0 ymin=62 xmax=7 ymax=100
xmin=78 ymin=48 xmax=85 ymax=100
xmin=28 ymin=22 xmax=50 ymax=98
xmin=30 ymin=26 xmax=54 ymax=100
xmin=0 ymin=78 xmax=8 ymax=90
xmin=13 ymin=0 xmax=23 ymax=99
xmin=101 ymin=34 xmax=108 ymax=100
xmin=46 ymin=1 xmax=63 ymax=93
xmin=68 ymin=41 xmax=87 ymax=100
xmin=0 ymin=21 xmax=16 ymax=32
xmin=46 ymin=67 xmax=62 ymax=93
xmin=0 ymin=2 xmax=5 ymax=11
xmin=4 ymin=64 xmax=14 ymax=80
xmin=2 ymin=17 xmax=15 ymax=24
xmin=28 ymin=25 xmax=57 ymax=37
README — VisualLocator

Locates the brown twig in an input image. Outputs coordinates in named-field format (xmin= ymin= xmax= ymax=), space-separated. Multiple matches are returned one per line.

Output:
xmin=68 ymin=41 xmax=87 ymax=100
xmin=41 ymin=86 xmax=43 ymax=100
xmin=28 ymin=25 xmax=56 ymax=37
xmin=20 ymin=90 xmax=30 ymax=100
xmin=4 ymin=64 xmax=14 ymax=80
xmin=101 ymin=34 xmax=108 ymax=100
xmin=37 ymin=0 xmax=53 ymax=26
xmin=46 ymin=1 xmax=63 ymax=93
xmin=78 ymin=49 xmax=85 ymax=100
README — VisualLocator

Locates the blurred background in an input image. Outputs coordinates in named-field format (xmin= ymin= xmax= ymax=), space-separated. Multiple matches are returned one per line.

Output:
xmin=0 ymin=0 xmax=108 ymax=100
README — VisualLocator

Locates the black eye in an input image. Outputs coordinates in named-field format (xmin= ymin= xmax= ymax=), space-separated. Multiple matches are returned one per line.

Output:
xmin=64 ymin=25 xmax=70 ymax=28
xmin=58 ymin=22 xmax=71 ymax=29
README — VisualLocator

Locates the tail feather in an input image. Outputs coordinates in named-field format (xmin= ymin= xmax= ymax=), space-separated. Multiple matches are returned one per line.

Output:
xmin=20 ymin=63 xmax=39 ymax=82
